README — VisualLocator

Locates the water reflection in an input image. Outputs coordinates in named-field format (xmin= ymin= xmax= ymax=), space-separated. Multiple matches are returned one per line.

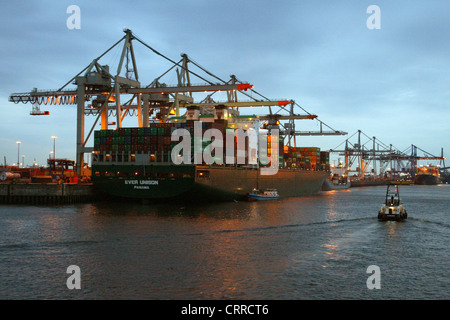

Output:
xmin=1 ymin=185 xmax=448 ymax=299
xmin=323 ymin=242 xmax=339 ymax=259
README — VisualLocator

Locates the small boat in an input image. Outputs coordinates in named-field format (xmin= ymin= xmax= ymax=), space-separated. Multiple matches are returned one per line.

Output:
xmin=248 ymin=188 xmax=279 ymax=201
xmin=378 ymin=183 xmax=407 ymax=221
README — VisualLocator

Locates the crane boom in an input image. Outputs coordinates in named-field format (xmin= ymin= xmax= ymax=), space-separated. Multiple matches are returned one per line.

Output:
xmin=9 ymin=83 xmax=253 ymax=105
xmin=8 ymin=29 xmax=347 ymax=176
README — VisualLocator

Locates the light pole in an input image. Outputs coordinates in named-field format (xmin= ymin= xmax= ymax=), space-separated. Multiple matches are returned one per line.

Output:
xmin=22 ymin=155 xmax=25 ymax=168
xmin=16 ymin=141 xmax=21 ymax=167
xmin=51 ymin=136 xmax=57 ymax=159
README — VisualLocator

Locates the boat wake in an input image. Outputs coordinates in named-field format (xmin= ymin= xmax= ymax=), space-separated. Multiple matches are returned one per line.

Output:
xmin=407 ymin=217 xmax=450 ymax=229
xmin=188 ymin=216 xmax=377 ymax=237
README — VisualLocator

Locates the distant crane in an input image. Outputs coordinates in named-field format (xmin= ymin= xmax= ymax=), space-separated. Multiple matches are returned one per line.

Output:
xmin=330 ymin=130 xmax=445 ymax=181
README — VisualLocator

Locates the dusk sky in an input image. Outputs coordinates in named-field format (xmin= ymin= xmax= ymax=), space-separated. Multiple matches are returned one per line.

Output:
xmin=1 ymin=0 xmax=448 ymax=167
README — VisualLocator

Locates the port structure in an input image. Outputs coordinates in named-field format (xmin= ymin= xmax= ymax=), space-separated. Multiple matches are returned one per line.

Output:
xmin=30 ymin=103 xmax=50 ymax=116
xmin=10 ymin=29 xmax=346 ymax=175
xmin=330 ymin=129 xmax=445 ymax=181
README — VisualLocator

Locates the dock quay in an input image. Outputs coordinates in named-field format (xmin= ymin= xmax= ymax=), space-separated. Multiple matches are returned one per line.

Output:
xmin=0 ymin=183 xmax=97 ymax=205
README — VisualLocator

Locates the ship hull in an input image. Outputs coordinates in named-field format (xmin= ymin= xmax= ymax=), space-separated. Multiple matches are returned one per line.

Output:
xmin=414 ymin=174 xmax=440 ymax=185
xmin=92 ymin=164 xmax=328 ymax=202
xmin=248 ymin=195 xmax=279 ymax=201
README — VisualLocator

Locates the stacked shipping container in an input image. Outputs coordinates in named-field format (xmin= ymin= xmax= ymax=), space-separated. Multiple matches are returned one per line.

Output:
xmin=94 ymin=123 xmax=181 ymax=162
xmin=283 ymin=147 xmax=330 ymax=170
xmin=93 ymin=123 xmax=326 ymax=170
xmin=94 ymin=122 xmax=277 ymax=166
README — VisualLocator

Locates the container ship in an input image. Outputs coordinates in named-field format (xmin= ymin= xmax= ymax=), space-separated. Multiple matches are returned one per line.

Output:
xmin=321 ymin=160 xmax=350 ymax=191
xmin=91 ymin=107 xmax=329 ymax=201
xmin=414 ymin=165 xmax=441 ymax=185
xmin=7 ymin=29 xmax=341 ymax=202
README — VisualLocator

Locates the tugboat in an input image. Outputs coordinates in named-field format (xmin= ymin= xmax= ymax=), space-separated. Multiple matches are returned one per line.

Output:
xmin=378 ymin=183 xmax=407 ymax=221
xmin=248 ymin=188 xmax=279 ymax=201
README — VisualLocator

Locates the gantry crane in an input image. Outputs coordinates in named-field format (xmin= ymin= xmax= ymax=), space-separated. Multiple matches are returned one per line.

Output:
xmin=10 ymin=29 xmax=346 ymax=175
xmin=330 ymin=130 xmax=445 ymax=180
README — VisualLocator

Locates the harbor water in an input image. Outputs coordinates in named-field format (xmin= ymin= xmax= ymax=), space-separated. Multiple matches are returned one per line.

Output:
xmin=0 ymin=185 xmax=448 ymax=300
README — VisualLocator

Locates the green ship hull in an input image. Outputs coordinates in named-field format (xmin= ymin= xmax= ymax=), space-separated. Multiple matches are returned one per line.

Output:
xmin=92 ymin=164 xmax=328 ymax=202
